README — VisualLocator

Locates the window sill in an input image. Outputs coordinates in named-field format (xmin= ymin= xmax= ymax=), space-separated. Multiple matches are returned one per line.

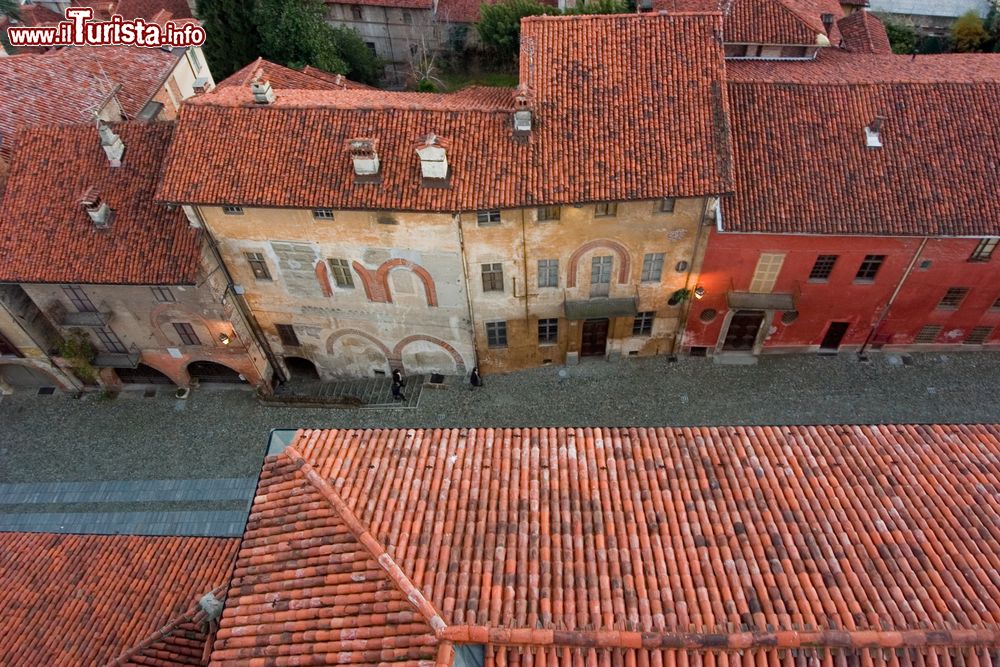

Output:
xmin=853 ymin=279 xmax=875 ymax=285
xmin=806 ymin=278 xmax=829 ymax=284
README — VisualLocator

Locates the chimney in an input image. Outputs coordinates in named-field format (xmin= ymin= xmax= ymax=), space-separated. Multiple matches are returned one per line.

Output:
xmin=865 ymin=116 xmax=884 ymax=148
xmin=347 ymin=138 xmax=380 ymax=177
xmin=98 ymin=121 xmax=124 ymax=167
xmin=250 ymin=70 xmax=275 ymax=105
xmin=80 ymin=187 xmax=113 ymax=229
xmin=513 ymin=86 xmax=532 ymax=136
xmin=415 ymin=134 xmax=449 ymax=182
xmin=821 ymin=13 xmax=834 ymax=35
xmin=192 ymin=77 xmax=213 ymax=94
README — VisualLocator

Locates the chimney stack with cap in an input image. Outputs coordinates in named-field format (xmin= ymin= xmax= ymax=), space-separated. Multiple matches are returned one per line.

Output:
xmin=865 ymin=116 xmax=885 ymax=148
xmin=80 ymin=187 xmax=113 ymax=229
xmin=821 ymin=13 xmax=834 ymax=36
xmin=250 ymin=70 xmax=275 ymax=105
xmin=415 ymin=134 xmax=449 ymax=183
xmin=513 ymin=86 xmax=532 ymax=136
xmin=348 ymin=138 xmax=380 ymax=179
xmin=98 ymin=121 xmax=124 ymax=167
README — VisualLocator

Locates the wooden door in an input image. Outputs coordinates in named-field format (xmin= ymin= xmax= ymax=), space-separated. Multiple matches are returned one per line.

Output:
xmin=581 ymin=319 xmax=609 ymax=357
xmin=722 ymin=310 xmax=764 ymax=352
xmin=820 ymin=321 xmax=850 ymax=352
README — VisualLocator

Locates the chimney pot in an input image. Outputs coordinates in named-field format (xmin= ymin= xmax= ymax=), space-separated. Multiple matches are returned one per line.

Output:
xmin=513 ymin=86 xmax=532 ymax=135
xmin=97 ymin=121 xmax=124 ymax=167
xmin=250 ymin=70 xmax=275 ymax=105
xmin=80 ymin=188 xmax=113 ymax=228
xmin=415 ymin=134 xmax=449 ymax=182
xmin=347 ymin=138 xmax=380 ymax=177
xmin=821 ymin=13 xmax=834 ymax=35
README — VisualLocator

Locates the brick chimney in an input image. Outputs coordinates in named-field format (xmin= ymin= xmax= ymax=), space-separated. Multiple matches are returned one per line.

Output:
xmin=80 ymin=187 xmax=113 ymax=229
xmin=347 ymin=138 xmax=380 ymax=178
xmin=250 ymin=70 xmax=275 ymax=105
xmin=97 ymin=121 xmax=124 ymax=167
xmin=513 ymin=86 xmax=532 ymax=136
xmin=865 ymin=116 xmax=885 ymax=149
xmin=415 ymin=134 xmax=449 ymax=183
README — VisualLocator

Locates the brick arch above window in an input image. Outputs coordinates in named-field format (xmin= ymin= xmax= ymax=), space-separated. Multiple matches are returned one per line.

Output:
xmin=566 ymin=239 xmax=631 ymax=288
xmin=352 ymin=258 xmax=438 ymax=307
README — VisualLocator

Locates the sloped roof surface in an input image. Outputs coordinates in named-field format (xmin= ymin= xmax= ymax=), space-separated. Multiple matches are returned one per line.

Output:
xmin=0 ymin=122 xmax=203 ymax=284
xmin=837 ymin=10 xmax=892 ymax=54
xmin=213 ymin=425 xmax=1000 ymax=666
xmin=157 ymin=13 xmax=733 ymax=211
xmin=723 ymin=51 xmax=1000 ymax=235
xmin=217 ymin=58 xmax=373 ymax=91
xmin=0 ymin=532 xmax=238 ymax=666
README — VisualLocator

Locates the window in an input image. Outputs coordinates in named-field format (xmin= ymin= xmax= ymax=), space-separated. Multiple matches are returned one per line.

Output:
xmin=914 ymin=325 xmax=942 ymax=344
xmin=187 ymin=47 xmax=202 ymax=72
xmin=590 ymin=255 xmax=612 ymax=297
xmin=749 ymin=253 xmax=784 ymax=293
xmin=537 ymin=206 xmax=560 ymax=222
xmin=402 ymin=10 xmax=412 ymax=23
xmin=808 ymin=255 xmax=838 ymax=282
xmin=969 ymin=238 xmax=998 ymax=262
xmin=151 ymin=286 xmax=175 ymax=303
xmin=351 ymin=6 xmax=363 ymax=19
xmin=477 ymin=209 xmax=501 ymax=226
xmin=632 ymin=311 xmax=654 ymax=336
xmin=538 ymin=318 xmax=558 ymax=345
xmin=780 ymin=45 xmax=809 ymax=58
xmin=854 ymin=255 xmax=885 ymax=282
xmin=641 ymin=253 xmax=665 ymax=282
xmin=275 ymin=324 xmax=300 ymax=347
xmin=594 ymin=202 xmax=618 ymax=217
xmin=328 ymin=258 xmax=355 ymax=288
xmin=659 ymin=198 xmax=676 ymax=213
xmin=486 ymin=321 xmax=508 ymax=348
xmin=537 ymin=259 xmax=559 ymax=288
xmin=312 ymin=208 xmax=334 ymax=220
xmin=724 ymin=44 xmax=748 ymax=57
xmin=937 ymin=287 xmax=969 ymax=310
xmin=481 ymin=263 xmax=504 ymax=292
xmin=964 ymin=326 xmax=993 ymax=345
xmin=365 ymin=42 xmax=376 ymax=55
xmin=94 ymin=327 xmax=127 ymax=354
xmin=173 ymin=322 xmax=201 ymax=346
xmin=245 ymin=252 xmax=271 ymax=280
xmin=62 ymin=285 xmax=97 ymax=312
xmin=222 ymin=205 xmax=243 ymax=215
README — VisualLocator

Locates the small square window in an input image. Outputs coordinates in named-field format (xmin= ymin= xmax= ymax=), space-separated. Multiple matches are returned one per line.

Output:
xmin=937 ymin=287 xmax=969 ymax=310
xmin=402 ymin=9 xmax=412 ymax=23
xmin=808 ymin=255 xmax=837 ymax=282
xmin=964 ymin=326 xmax=993 ymax=345
xmin=275 ymin=323 xmax=300 ymax=346
xmin=365 ymin=42 xmax=377 ymax=55
xmin=659 ymin=198 xmax=676 ymax=213
xmin=914 ymin=325 xmax=942 ymax=344
xmin=245 ymin=252 xmax=271 ymax=280
xmin=537 ymin=206 xmax=561 ymax=222
xmin=481 ymin=263 xmax=504 ymax=292
xmin=312 ymin=208 xmax=334 ymax=220
xmin=222 ymin=205 xmax=243 ymax=215
xmin=538 ymin=318 xmax=558 ymax=345
xmin=854 ymin=254 xmax=885 ymax=282
xmin=486 ymin=321 xmax=508 ymax=348
xmin=173 ymin=322 xmax=200 ymax=346
xmin=328 ymin=258 xmax=355 ymax=288
xmin=477 ymin=209 xmax=502 ymax=226
xmin=594 ymin=202 xmax=618 ymax=217
xmin=641 ymin=253 xmax=665 ymax=282
xmin=351 ymin=6 xmax=363 ymax=19
xmin=969 ymin=238 xmax=998 ymax=262
xmin=537 ymin=259 xmax=558 ymax=288
xmin=632 ymin=311 xmax=655 ymax=336
xmin=151 ymin=286 xmax=175 ymax=303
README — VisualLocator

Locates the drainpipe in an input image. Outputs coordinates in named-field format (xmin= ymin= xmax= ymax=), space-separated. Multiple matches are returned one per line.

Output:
xmin=519 ymin=208 xmax=531 ymax=323
xmin=189 ymin=206 xmax=287 ymax=385
xmin=455 ymin=213 xmax=480 ymax=371
xmin=857 ymin=235 xmax=929 ymax=358
xmin=669 ymin=196 xmax=714 ymax=358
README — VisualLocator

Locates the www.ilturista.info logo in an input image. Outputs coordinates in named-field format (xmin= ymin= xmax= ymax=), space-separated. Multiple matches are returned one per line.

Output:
xmin=7 ymin=7 xmax=206 ymax=48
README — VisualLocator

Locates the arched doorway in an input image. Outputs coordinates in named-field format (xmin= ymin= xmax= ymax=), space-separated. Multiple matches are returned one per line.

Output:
xmin=0 ymin=363 xmax=58 ymax=389
xmin=187 ymin=360 xmax=244 ymax=384
xmin=283 ymin=356 xmax=320 ymax=380
xmin=115 ymin=363 xmax=175 ymax=385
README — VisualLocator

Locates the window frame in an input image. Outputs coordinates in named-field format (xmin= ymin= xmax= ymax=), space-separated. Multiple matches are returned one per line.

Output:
xmin=151 ymin=286 xmax=175 ymax=303
xmin=537 ymin=318 xmax=558 ymax=345
xmin=808 ymin=255 xmax=838 ymax=282
xmin=969 ymin=238 xmax=998 ymax=262
xmin=328 ymin=258 xmax=355 ymax=288
xmin=62 ymin=284 xmax=97 ymax=312
xmin=641 ymin=252 xmax=665 ymax=283
xmin=275 ymin=323 xmax=300 ymax=347
xmin=632 ymin=311 xmax=655 ymax=337
xmin=937 ymin=287 xmax=970 ymax=310
xmin=245 ymin=252 xmax=272 ymax=281
xmin=854 ymin=254 xmax=885 ymax=283
xmin=222 ymin=205 xmax=244 ymax=216
xmin=537 ymin=259 xmax=559 ymax=288
xmin=481 ymin=263 xmax=504 ymax=292
xmin=659 ymin=198 xmax=676 ymax=213
xmin=172 ymin=322 xmax=201 ymax=346
xmin=476 ymin=209 xmax=502 ymax=226
xmin=914 ymin=324 xmax=942 ymax=344
xmin=312 ymin=208 xmax=335 ymax=221
xmin=594 ymin=202 xmax=618 ymax=218
xmin=94 ymin=326 xmax=127 ymax=354
xmin=537 ymin=206 xmax=561 ymax=222
xmin=485 ymin=320 xmax=508 ymax=348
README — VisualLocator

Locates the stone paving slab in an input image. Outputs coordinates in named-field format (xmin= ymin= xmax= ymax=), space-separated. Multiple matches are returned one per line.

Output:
xmin=0 ymin=477 xmax=258 ymax=505
xmin=0 ymin=509 xmax=250 ymax=537
xmin=269 ymin=375 xmax=424 ymax=408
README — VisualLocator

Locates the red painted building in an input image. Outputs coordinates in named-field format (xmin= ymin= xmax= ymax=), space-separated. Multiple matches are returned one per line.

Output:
xmin=682 ymin=48 xmax=1000 ymax=359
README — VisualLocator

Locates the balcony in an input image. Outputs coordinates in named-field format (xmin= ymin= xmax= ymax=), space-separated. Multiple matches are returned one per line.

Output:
xmin=93 ymin=345 xmax=140 ymax=369
xmin=50 ymin=302 xmax=112 ymax=327
xmin=726 ymin=280 xmax=800 ymax=311
xmin=563 ymin=286 xmax=639 ymax=321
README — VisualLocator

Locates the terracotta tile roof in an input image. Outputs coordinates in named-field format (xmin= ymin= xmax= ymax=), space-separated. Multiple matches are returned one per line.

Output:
xmin=837 ymin=10 xmax=892 ymax=54
xmin=723 ymin=0 xmax=843 ymax=45
xmin=115 ymin=0 xmax=194 ymax=19
xmin=217 ymin=58 xmax=373 ymax=91
xmin=325 ymin=0 xmax=433 ymax=9
xmin=213 ymin=424 xmax=1000 ymax=667
xmin=0 ymin=532 xmax=238 ymax=666
xmin=434 ymin=0 xmax=558 ymax=27
xmin=158 ymin=13 xmax=732 ymax=211
xmin=0 ymin=46 xmax=180 ymax=159
xmin=724 ymin=51 xmax=1000 ymax=236
xmin=0 ymin=122 xmax=203 ymax=284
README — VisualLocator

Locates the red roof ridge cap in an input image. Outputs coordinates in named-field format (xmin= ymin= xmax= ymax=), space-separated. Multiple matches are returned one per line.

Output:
xmin=107 ymin=583 xmax=228 ymax=666
xmin=438 ymin=626 xmax=1000 ymax=651
xmin=521 ymin=11 xmax=722 ymax=21
xmin=284 ymin=445 xmax=448 ymax=633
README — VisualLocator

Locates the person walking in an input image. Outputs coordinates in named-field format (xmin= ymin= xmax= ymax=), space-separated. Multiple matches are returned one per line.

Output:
xmin=469 ymin=367 xmax=483 ymax=389
xmin=391 ymin=368 xmax=406 ymax=401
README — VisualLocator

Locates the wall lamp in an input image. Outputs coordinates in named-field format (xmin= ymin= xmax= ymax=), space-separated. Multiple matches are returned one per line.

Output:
xmin=694 ymin=286 xmax=706 ymax=300
xmin=218 ymin=333 xmax=232 ymax=345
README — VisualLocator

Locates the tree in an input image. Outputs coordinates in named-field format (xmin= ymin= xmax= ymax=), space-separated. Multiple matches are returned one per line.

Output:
xmin=196 ymin=0 xmax=262 ymax=79
xmin=477 ymin=0 xmax=559 ymax=61
xmin=567 ymin=0 xmax=628 ymax=14
xmin=952 ymin=9 xmax=989 ymax=52
xmin=0 ymin=0 xmax=20 ymax=20
xmin=882 ymin=17 xmax=917 ymax=54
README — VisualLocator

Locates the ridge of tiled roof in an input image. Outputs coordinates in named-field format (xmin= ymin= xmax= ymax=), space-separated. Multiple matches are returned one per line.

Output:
xmin=723 ymin=0 xmax=842 ymax=45
xmin=324 ymin=0 xmax=433 ymax=9
xmin=299 ymin=65 xmax=376 ymax=90
xmin=214 ymin=425 xmax=1000 ymax=667
xmin=159 ymin=13 xmax=733 ymax=211
xmin=0 ymin=533 xmax=239 ymax=666
xmin=0 ymin=122 xmax=203 ymax=284
xmin=837 ymin=10 xmax=893 ymax=54
xmin=216 ymin=58 xmax=364 ymax=91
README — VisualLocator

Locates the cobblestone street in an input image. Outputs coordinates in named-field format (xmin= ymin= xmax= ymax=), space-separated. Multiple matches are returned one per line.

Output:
xmin=2 ymin=351 xmax=999 ymax=485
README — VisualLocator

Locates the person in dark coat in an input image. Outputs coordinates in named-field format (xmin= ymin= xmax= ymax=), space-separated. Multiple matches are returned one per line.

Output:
xmin=392 ymin=369 xmax=404 ymax=386
xmin=470 ymin=367 xmax=483 ymax=388
xmin=391 ymin=378 xmax=406 ymax=400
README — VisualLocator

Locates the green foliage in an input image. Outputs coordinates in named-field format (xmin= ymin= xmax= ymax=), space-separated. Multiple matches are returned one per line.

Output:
xmin=327 ymin=24 xmax=384 ymax=85
xmin=0 ymin=0 xmax=20 ymax=20
xmin=566 ymin=0 xmax=628 ymax=14
xmin=196 ymin=0 xmax=262 ymax=79
xmin=58 ymin=333 xmax=97 ymax=385
xmin=951 ymin=10 xmax=990 ymax=52
xmin=477 ymin=0 xmax=560 ymax=61
xmin=882 ymin=17 xmax=917 ymax=54
xmin=417 ymin=78 xmax=437 ymax=92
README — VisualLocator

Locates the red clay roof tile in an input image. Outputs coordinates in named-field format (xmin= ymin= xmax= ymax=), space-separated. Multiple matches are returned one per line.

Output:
xmin=0 ymin=533 xmax=238 ymax=666
xmin=652 ymin=0 xmax=843 ymax=45
xmin=217 ymin=58 xmax=373 ymax=91
xmin=837 ymin=10 xmax=892 ymax=54
xmin=213 ymin=425 xmax=1000 ymax=666
xmin=0 ymin=122 xmax=203 ymax=284
xmin=157 ymin=13 xmax=733 ymax=211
